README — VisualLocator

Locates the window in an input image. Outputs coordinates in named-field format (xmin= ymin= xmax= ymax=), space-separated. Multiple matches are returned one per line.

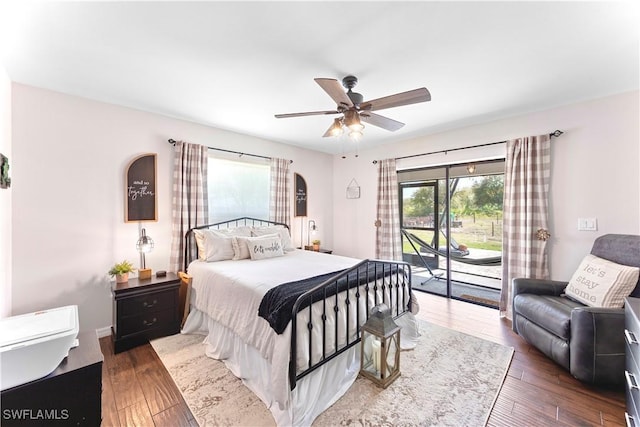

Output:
xmin=207 ymin=156 xmax=270 ymax=223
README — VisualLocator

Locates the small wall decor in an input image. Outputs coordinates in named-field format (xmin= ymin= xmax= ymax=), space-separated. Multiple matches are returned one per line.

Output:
xmin=346 ymin=178 xmax=360 ymax=199
xmin=0 ymin=153 xmax=10 ymax=189
xmin=125 ymin=153 xmax=157 ymax=222
xmin=294 ymin=173 xmax=307 ymax=217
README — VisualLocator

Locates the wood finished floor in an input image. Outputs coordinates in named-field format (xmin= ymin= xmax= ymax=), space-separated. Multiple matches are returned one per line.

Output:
xmin=100 ymin=291 xmax=626 ymax=426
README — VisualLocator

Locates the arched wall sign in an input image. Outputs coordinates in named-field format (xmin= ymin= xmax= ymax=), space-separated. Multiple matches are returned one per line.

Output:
xmin=294 ymin=173 xmax=307 ymax=217
xmin=125 ymin=153 xmax=157 ymax=222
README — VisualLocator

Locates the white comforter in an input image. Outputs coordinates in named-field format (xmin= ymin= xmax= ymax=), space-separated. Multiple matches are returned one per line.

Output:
xmin=186 ymin=249 xmax=418 ymax=421
xmin=189 ymin=250 xmax=360 ymax=361
xmin=188 ymin=250 xmax=367 ymax=402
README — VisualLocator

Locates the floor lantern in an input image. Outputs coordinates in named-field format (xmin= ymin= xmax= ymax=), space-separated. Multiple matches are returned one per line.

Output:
xmin=359 ymin=303 xmax=401 ymax=388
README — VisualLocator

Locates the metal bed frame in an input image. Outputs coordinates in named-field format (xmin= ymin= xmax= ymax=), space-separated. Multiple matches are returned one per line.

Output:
xmin=184 ymin=217 xmax=413 ymax=390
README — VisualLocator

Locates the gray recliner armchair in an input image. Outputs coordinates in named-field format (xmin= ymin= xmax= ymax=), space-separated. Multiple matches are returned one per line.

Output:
xmin=512 ymin=234 xmax=640 ymax=386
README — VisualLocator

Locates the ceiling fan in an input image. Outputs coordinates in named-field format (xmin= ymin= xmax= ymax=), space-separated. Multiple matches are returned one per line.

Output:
xmin=275 ymin=75 xmax=431 ymax=140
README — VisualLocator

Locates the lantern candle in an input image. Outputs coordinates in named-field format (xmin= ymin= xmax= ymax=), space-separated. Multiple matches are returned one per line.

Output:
xmin=371 ymin=338 xmax=381 ymax=372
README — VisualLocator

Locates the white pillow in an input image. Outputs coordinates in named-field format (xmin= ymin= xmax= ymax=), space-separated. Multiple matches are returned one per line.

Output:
xmin=252 ymin=225 xmax=294 ymax=252
xmin=564 ymin=254 xmax=640 ymax=308
xmin=232 ymin=236 xmax=252 ymax=260
xmin=192 ymin=229 xmax=208 ymax=261
xmin=193 ymin=229 xmax=235 ymax=262
xmin=193 ymin=226 xmax=252 ymax=261
xmin=247 ymin=234 xmax=284 ymax=260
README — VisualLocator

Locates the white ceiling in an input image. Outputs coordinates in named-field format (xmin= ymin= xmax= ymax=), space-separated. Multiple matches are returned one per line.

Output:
xmin=1 ymin=1 xmax=638 ymax=154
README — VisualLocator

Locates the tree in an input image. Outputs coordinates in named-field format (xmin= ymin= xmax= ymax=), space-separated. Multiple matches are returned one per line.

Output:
xmin=471 ymin=175 xmax=504 ymax=215
xmin=403 ymin=187 xmax=435 ymax=217
xmin=450 ymin=187 xmax=473 ymax=217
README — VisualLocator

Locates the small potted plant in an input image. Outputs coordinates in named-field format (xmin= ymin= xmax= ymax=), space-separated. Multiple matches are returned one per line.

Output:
xmin=108 ymin=260 xmax=135 ymax=283
xmin=311 ymin=239 xmax=321 ymax=251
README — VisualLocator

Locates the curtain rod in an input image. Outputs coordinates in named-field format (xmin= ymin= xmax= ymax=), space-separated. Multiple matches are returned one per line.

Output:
xmin=168 ymin=139 xmax=293 ymax=163
xmin=372 ymin=130 xmax=563 ymax=164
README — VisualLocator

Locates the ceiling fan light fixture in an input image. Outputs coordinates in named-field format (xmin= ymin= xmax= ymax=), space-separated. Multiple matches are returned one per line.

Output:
xmin=349 ymin=129 xmax=363 ymax=141
xmin=344 ymin=110 xmax=364 ymax=132
xmin=328 ymin=118 xmax=344 ymax=137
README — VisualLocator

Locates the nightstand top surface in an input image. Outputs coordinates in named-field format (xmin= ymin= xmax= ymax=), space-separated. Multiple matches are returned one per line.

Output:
xmin=113 ymin=272 xmax=179 ymax=294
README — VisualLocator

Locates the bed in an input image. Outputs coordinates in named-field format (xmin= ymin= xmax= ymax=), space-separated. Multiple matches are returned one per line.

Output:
xmin=180 ymin=217 xmax=419 ymax=426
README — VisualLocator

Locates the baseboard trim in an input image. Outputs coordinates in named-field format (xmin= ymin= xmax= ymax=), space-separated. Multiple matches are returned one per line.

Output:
xmin=96 ymin=326 xmax=112 ymax=338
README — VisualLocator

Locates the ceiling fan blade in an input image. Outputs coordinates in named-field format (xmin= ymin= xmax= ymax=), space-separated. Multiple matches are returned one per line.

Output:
xmin=360 ymin=112 xmax=405 ymax=131
xmin=275 ymin=110 xmax=339 ymax=119
xmin=314 ymin=78 xmax=354 ymax=109
xmin=360 ymin=87 xmax=431 ymax=112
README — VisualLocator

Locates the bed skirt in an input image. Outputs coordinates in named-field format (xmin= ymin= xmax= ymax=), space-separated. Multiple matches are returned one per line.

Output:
xmin=182 ymin=308 xmax=420 ymax=426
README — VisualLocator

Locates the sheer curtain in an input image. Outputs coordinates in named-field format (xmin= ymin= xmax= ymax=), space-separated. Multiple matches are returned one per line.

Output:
xmin=169 ymin=141 xmax=209 ymax=272
xmin=375 ymin=159 xmax=402 ymax=260
xmin=500 ymin=134 xmax=551 ymax=319
xmin=269 ymin=158 xmax=291 ymax=226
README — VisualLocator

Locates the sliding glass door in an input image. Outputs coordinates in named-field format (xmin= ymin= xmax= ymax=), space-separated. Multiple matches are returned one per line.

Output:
xmin=399 ymin=160 xmax=504 ymax=307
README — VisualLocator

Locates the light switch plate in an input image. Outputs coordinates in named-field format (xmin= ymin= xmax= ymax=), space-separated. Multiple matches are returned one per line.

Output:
xmin=578 ymin=217 xmax=598 ymax=231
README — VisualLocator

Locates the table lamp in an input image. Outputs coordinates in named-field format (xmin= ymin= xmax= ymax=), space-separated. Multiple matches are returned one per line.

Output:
xmin=136 ymin=228 xmax=154 ymax=279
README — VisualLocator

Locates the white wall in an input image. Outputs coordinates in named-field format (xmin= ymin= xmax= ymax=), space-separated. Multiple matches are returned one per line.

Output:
xmin=11 ymin=83 xmax=333 ymax=332
xmin=333 ymin=90 xmax=640 ymax=281
xmin=0 ymin=65 xmax=11 ymax=318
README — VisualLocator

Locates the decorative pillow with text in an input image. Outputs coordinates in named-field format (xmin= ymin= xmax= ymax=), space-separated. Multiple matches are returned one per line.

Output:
xmin=233 ymin=233 xmax=280 ymax=260
xmin=252 ymin=225 xmax=294 ymax=252
xmin=247 ymin=235 xmax=284 ymax=260
xmin=564 ymin=254 xmax=639 ymax=308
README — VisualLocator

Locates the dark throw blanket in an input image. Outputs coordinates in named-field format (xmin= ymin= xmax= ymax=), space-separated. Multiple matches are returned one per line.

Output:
xmin=258 ymin=263 xmax=401 ymax=334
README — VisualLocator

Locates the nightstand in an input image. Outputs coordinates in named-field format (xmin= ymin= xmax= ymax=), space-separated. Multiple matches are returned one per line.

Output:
xmin=112 ymin=272 xmax=181 ymax=353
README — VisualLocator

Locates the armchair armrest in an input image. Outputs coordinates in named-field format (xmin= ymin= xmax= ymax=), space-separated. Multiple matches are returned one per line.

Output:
xmin=570 ymin=306 xmax=625 ymax=385
xmin=511 ymin=278 xmax=569 ymax=332
xmin=512 ymin=278 xmax=568 ymax=297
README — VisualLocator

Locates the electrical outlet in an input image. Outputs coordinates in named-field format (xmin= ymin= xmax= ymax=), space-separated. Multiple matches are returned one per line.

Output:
xmin=577 ymin=217 xmax=598 ymax=231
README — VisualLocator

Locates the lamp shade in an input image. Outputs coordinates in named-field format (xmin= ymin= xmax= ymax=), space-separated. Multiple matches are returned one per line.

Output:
xmin=328 ymin=118 xmax=344 ymax=137
xmin=136 ymin=229 xmax=154 ymax=253
xmin=344 ymin=110 xmax=364 ymax=132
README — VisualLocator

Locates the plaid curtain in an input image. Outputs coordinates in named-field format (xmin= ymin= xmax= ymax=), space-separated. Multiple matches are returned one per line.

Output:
xmin=269 ymin=158 xmax=290 ymax=226
xmin=375 ymin=159 xmax=402 ymax=260
xmin=500 ymin=134 xmax=551 ymax=318
xmin=169 ymin=141 xmax=209 ymax=272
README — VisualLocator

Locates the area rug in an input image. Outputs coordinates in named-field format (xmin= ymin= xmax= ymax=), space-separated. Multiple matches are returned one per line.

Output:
xmin=151 ymin=320 xmax=513 ymax=426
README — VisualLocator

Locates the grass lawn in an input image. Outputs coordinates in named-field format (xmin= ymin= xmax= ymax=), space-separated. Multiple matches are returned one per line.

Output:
xmin=403 ymin=215 xmax=503 ymax=252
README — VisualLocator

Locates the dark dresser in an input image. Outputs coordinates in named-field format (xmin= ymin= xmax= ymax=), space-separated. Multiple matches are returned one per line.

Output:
xmin=112 ymin=272 xmax=181 ymax=353
xmin=0 ymin=330 xmax=103 ymax=426
xmin=625 ymin=297 xmax=640 ymax=426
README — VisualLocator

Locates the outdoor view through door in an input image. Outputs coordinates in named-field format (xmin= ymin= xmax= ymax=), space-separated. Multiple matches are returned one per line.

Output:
xmin=399 ymin=160 xmax=504 ymax=308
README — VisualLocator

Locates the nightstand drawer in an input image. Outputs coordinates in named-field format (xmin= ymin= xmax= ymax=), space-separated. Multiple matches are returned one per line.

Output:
xmin=119 ymin=289 xmax=175 ymax=316
xmin=118 ymin=308 xmax=176 ymax=337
